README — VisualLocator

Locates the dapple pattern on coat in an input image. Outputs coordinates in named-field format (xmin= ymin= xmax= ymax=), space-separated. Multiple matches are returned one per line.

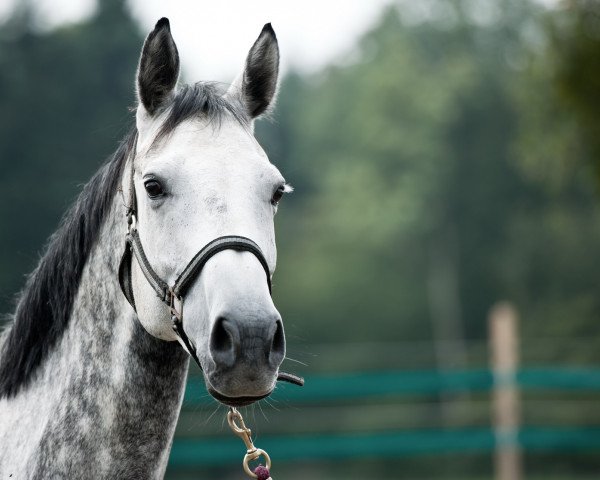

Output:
xmin=0 ymin=188 xmax=189 ymax=477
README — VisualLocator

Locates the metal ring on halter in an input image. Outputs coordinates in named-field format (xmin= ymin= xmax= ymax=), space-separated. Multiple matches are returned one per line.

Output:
xmin=168 ymin=287 xmax=183 ymax=321
xmin=243 ymin=448 xmax=271 ymax=478
xmin=128 ymin=213 xmax=137 ymax=232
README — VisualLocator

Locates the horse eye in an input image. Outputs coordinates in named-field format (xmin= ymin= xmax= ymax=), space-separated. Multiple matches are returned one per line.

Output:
xmin=271 ymin=186 xmax=285 ymax=206
xmin=144 ymin=179 xmax=164 ymax=198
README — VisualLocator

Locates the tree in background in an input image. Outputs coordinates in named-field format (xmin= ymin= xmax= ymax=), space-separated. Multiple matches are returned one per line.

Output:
xmin=508 ymin=0 xmax=600 ymax=352
xmin=552 ymin=0 xmax=600 ymax=184
xmin=0 ymin=0 xmax=141 ymax=313
xmin=258 ymin=0 xmax=600 ymax=367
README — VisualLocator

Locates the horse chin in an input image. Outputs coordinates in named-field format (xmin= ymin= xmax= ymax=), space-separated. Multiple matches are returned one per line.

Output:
xmin=206 ymin=385 xmax=273 ymax=407
xmin=203 ymin=370 xmax=276 ymax=407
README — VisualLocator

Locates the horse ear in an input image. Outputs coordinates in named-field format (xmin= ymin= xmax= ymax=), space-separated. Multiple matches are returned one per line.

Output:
xmin=137 ymin=18 xmax=180 ymax=116
xmin=229 ymin=23 xmax=280 ymax=119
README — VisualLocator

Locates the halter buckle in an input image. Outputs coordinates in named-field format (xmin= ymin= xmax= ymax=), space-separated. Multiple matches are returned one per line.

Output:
xmin=168 ymin=288 xmax=183 ymax=321
xmin=127 ymin=212 xmax=137 ymax=233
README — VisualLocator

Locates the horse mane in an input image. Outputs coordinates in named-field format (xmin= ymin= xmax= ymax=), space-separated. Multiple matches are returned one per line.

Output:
xmin=0 ymin=82 xmax=246 ymax=398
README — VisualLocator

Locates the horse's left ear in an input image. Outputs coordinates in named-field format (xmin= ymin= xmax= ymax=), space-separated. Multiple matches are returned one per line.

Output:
xmin=137 ymin=18 xmax=180 ymax=116
xmin=228 ymin=23 xmax=280 ymax=119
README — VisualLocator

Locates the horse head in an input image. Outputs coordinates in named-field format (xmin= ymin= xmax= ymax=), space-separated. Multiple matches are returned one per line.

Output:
xmin=124 ymin=19 xmax=288 ymax=407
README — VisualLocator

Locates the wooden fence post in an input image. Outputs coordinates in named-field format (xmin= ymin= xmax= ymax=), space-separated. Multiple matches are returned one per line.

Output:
xmin=489 ymin=302 xmax=522 ymax=480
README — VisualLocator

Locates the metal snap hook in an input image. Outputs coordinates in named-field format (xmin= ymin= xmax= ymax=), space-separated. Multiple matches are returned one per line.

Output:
xmin=228 ymin=408 xmax=273 ymax=479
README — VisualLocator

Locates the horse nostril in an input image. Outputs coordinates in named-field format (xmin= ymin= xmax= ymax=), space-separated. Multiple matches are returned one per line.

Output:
xmin=269 ymin=320 xmax=285 ymax=367
xmin=210 ymin=317 xmax=237 ymax=368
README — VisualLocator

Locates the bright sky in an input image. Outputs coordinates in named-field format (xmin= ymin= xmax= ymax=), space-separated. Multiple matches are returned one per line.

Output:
xmin=0 ymin=0 xmax=559 ymax=83
xmin=0 ymin=0 xmax=396 ymax=82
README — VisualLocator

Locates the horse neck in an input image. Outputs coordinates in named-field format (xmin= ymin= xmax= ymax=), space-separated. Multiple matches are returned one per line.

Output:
xmin=18 ymin=194 xmax=189 ymax=477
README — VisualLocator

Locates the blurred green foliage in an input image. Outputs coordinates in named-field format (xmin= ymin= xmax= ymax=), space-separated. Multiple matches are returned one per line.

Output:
xmin=2 ymin=0 xmax=599 ymax=349
xmin=551 ymin=0 xmax=600 ymax=184
xmin=0 ymin=0 xmax=140 ymax=309
xmin=260 ymin=0 xmax=600 ymax=355
xmin=2 ymin=0 xmax=600 ymax=478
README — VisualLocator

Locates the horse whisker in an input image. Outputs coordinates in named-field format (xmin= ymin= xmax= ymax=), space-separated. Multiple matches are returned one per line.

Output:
xmin=284 ymin=356 xmax=308 ymax=366
xmin=203 ymin=402 xmax=222 ymax=426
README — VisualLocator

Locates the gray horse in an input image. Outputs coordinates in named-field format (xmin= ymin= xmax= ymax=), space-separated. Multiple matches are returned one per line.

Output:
xmin=0 ymin=18 xmax=290 ymax=478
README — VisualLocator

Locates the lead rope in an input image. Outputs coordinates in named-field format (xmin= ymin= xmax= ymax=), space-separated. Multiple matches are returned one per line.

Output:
xmin=228 ymin=408 xmax=273 ymax=480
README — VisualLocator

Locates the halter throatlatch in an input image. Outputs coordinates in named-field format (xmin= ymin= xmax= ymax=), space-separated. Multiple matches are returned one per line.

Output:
xmin=118 ymin=133 xmax=304 ymax=388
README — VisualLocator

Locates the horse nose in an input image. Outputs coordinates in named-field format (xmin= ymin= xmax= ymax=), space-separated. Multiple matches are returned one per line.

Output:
xmin=209 ymin=314 xmax=285 ymax=370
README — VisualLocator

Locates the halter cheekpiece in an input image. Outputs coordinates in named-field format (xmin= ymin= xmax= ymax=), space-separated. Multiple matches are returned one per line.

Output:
xmin=118 ymin=132 xmax=304 ymax=388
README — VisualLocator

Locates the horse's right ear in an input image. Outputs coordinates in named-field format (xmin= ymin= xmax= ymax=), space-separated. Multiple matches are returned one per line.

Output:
xmin=137 ymin=18 xmax=180 ymax=116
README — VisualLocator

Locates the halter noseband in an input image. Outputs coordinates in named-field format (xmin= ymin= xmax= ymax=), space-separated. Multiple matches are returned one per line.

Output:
xmin=118 ymin=133 xmax=303 ymax=388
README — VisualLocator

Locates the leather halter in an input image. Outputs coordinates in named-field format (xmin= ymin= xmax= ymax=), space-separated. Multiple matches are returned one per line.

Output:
xmin=118 ymin=132 xmax=303 ymax=388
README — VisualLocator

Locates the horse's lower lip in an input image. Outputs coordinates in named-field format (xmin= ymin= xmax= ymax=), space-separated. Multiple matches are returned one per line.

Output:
xmin=207 ymin=386 xmax=272 ymax=407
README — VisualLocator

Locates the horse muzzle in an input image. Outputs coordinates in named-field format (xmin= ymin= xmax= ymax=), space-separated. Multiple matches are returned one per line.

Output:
xmin=202 ymin=312 xmax=285 ymax=405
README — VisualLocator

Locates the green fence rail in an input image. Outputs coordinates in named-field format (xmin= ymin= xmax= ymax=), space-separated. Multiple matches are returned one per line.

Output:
xmin=183 ymin=368 xmax=600 ymax=406
xmin=169 ymin=428 xmax=600 ymax=467
xmin=171 ymin=367 xmax=600 ymax=468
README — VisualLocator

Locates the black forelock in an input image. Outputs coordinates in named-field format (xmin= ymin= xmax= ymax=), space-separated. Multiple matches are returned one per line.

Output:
xmin=0 ymin=81 xmax=245 ymax=398
xmin=155 ymin=81 xmax=249 ymax=141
